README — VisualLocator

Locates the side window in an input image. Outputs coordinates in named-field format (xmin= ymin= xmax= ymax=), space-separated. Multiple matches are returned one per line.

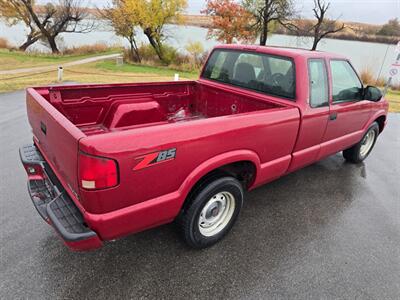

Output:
xmin=330 ymin=60 xmax=363 ymax=102
xmin=308 ymin=59 xmax=328 ymax=108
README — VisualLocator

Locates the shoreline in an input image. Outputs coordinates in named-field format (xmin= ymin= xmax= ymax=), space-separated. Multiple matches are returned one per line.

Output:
xmin=178 ymin=15 xmax=399 ymax=45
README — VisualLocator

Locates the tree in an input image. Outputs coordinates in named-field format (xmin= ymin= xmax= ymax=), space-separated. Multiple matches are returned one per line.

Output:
xmin=378 ymin=18 xmax=400 ymax=37
xmin=17 ymin=0 xmax=94 ymax=53
xmin=125 ymin=0 xmax=187 ymax=63
xmin=306 ymin=0 xmax=345 ymax=50
xmin=0 ymin=0 xmax=41 ymax=51
xmin=202 ymin=0 xmax=255 ymax=44
xmin=101 ymin=0 xmax=141 ymax=62
xmin=242 ymin=0 xmax=295 ymax=46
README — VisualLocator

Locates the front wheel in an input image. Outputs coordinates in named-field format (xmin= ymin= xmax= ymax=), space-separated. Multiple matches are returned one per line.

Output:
xmin=343 ymin=122 xmax=379 ymax=163
xmin=178 ymin=177 xmax=243 ymax=249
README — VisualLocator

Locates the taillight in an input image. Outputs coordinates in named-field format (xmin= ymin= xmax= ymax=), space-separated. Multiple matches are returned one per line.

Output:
xmin=78 ymin=152 xmax=118 ymax=190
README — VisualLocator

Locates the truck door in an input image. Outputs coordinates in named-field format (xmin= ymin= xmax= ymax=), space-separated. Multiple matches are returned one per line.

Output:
xmin=319 ymin=59 xmax=371 ymax=159
xmin=289 ymin=58 xmax=330 ymax=172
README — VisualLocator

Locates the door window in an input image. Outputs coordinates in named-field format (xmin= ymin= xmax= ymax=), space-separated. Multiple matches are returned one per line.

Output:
xmin=308 ymin=59 xmax=329 ymax=107
xmin=330 ymin=60 xmax=363 ymax=102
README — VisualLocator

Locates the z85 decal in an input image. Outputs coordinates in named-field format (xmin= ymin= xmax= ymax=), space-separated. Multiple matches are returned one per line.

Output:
xmin=133 ymin=148 xmax=176 ymax=171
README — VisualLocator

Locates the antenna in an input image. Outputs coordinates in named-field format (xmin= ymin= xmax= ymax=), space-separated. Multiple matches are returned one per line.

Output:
xmin=377 ymin=44 xmax=390 ymax=82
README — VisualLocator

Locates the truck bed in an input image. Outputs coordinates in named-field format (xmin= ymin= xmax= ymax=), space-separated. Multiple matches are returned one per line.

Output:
xmin=32 ymin=81 xmax=285 ymax=136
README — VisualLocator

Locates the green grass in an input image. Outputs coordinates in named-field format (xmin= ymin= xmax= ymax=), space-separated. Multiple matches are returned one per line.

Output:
xmin=0 ymin=59 xmax=200 ymax=93
xmin=0 ymin=48 xmax=121 ymax=71
xmin=386 ymin=90 xmax=400 ymax=113
xmin=95 ymin=61 xmax=199 ymax=79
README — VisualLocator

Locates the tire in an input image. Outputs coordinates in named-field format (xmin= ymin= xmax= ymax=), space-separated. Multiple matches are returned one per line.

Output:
xmin=343 ymin=122 xmax=379 ymax=163
xmin=178 ymin=177 xmax=244 ymax=249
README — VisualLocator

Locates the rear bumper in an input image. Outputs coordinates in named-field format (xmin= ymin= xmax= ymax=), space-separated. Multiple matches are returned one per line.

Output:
xmin=20 ymin=144 xmax=102 ymax=251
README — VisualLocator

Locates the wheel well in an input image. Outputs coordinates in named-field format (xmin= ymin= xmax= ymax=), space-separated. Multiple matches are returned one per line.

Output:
xmin=375 ymin=116 xmax=386 ymax=133
xmin=181 ymin=161 xmax=256 ymax=212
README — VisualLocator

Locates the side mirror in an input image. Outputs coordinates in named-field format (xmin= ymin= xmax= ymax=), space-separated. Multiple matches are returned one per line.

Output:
xmin=364 ymin=86 xmax=382 ymax=102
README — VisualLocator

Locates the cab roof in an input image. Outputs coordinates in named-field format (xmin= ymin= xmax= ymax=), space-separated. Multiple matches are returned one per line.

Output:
xmin=214 ymin=44 xmax=347 ymax=60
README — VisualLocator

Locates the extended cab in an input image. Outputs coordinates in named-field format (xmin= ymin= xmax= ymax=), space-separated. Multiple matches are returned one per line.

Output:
xmin=20 ymin=45 xmax=388 ymax=251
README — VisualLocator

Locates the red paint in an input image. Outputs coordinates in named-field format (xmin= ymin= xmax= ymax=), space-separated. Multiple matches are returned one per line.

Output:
xmin=133 ymin=152 xmax=161 ymax=171
xmin=23 ymin=45 xmax=389 ymax=250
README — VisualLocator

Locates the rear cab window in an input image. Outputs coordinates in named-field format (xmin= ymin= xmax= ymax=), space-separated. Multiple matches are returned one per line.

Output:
xmin=202 ymin=49 xmax=296 ymax=100
xmin=308 ymin=59 xmax=329 ymax=108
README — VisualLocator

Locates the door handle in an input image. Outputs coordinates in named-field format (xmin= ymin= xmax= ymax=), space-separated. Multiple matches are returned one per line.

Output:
xmin=329 ymin=112 xmax=337 ymax=121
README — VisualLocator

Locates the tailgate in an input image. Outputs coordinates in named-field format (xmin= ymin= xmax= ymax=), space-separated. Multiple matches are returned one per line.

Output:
xmin=26 ymin=88 xmax=85 ymax=198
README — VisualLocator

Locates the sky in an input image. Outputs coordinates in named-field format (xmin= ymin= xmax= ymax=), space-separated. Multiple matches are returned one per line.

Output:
xmin=38 ymin=0 xmax=400 ymax=25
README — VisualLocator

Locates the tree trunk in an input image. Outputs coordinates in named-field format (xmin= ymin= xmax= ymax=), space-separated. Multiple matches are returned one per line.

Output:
xmin=311 ymin=29 xmax=320 ymax=50
xmin=311 ymin=38 xmax=318 ymax=51
xmin=128 ymin=38 xmax=141 ymax=63
xmin=259 ymin=0 xmax=269 ymax=46
xmin=259 ymin=26 xmax=268 ymax=46
xmin=47 ymin=36 xmax=60 ymax=54
xmin=144 ymin=28 xmax=165 ymax=63
xmin=19 ymin=35 xmax=40 ymax=51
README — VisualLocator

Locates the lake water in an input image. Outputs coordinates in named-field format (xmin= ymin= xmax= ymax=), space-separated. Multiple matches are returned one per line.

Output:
xmin=1 ymin=20 xmax=398 ymax=81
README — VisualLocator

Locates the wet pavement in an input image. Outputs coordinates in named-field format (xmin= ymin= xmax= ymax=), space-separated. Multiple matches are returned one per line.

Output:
xmin=0 ymin=90 xmax=399 ymax=299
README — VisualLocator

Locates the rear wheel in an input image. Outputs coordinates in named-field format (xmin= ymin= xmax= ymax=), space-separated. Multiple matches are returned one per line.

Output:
xmin=343 ymin=122 xmax=379 ymax=163
xmin=178 ymin=177 xmax=243 ymax=249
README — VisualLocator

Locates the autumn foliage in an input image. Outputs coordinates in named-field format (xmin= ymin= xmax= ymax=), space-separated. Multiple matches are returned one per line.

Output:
xmin=202 ymin=0 xmax=255 ymax=44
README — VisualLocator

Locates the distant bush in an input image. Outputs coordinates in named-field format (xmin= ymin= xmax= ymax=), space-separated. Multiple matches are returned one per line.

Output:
xmin=185 ymin=41 xmax=205 ymax=68
xmin=0 ymin=37 xmax=11 ymax=49
xmin=360 ymin=67 xmax=375 ymax=85
xmin=123 ymin=43 xmax=208 ymax=73
xmin=358 ymin=67 xmax=400 ymax=91
xmin=136 ymin=44 xmax=159 ymax=62
xmin=377 ymin=18 xmax=400 ymax=37
xmin=360 ymin=67 xmax=387 ymax=87
xmin=63 ymin=43 xmax=119 ymax=55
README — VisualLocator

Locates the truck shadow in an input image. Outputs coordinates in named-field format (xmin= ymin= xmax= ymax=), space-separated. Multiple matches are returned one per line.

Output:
xmin=38 ymin=153 xmax=370 ymax=298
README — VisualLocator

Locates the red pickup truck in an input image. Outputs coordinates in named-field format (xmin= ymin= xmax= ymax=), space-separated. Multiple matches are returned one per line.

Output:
xmin=20 ymin=45 xmax=388 ymax=251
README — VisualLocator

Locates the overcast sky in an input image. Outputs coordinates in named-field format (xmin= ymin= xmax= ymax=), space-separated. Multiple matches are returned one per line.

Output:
xmin=39 ymin=0 xmax=400 ymax=25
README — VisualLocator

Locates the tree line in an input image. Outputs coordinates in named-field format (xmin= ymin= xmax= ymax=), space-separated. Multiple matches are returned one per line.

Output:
xmin=204 ymin=0 xmax=346 ymax=51
xmin=1 ymin=0 xmax=398 ymax=60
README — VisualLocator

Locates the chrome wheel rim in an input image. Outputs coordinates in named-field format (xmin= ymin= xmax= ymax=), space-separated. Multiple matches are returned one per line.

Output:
xmin=198 ymin=191 xmax=236 ymax=237
xmin=360 ymin=130 xmax=376 ymax=157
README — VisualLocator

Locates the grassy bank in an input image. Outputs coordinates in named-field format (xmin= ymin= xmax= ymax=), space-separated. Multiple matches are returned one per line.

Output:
xmin=0 ymin=47 xmax=121 ymax=71
xmin=96 ymin=61 xmax=198 ymax=79
xmin=0 ymin=59 xmax=199 ymax=93
xmin=387 ymin=90 xmax=400 ymax=113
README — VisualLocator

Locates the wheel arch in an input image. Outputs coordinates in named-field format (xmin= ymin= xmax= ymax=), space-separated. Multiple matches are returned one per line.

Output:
xmin=177 ymin=150 xmax=260 ymax=212
xmin=374 ymin=115 xmax=386 ymax=133
xmin=364 ymin=111 xmax=387 ymax=133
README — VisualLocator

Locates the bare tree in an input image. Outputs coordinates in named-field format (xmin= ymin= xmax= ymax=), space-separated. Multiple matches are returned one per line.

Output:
xmin=308 ymin=0 xmax=345 ymax=50
xmin=21 ymin=0 xmax=94 ymax=53
xmin=243 ymin=0 xmax=295 ymax=46
xmin=0 ymin=0 xmax=41 ymax=51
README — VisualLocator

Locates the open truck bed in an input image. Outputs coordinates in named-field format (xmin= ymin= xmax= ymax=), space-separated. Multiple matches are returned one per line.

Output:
xmin=32 ymin=81 xmax=284 ymax=135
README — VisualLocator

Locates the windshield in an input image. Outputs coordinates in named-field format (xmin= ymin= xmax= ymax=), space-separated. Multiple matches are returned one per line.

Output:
xmin=202 ymin=49 xmax=296 ymax=99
